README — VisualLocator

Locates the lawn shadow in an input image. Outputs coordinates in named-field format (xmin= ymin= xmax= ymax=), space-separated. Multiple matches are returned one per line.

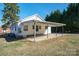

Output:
xmin=0 ymin=33 xmax=45 ymax=42
xmin=0 ymin=33 xmax=24 ymax=42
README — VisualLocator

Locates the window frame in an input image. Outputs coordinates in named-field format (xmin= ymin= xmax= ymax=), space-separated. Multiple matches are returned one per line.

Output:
xmin=18 ymin=27 xmax=22 ymax=33
xmin=32 ymin=25 xmax=40 ymax=32
xmin=45 ymin=26 xmax=48 ymax=29
xmin=39 ymin=26 xmax=41 ymax=29
xmin=24 ymin=25 xmax=28 ymax=31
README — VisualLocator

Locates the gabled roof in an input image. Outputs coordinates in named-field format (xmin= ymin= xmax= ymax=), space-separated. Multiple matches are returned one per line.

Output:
xmin=21 ymin=14 xmax=44 ymax=22
xmin=18 ymin=14 xmax=44 ymax=25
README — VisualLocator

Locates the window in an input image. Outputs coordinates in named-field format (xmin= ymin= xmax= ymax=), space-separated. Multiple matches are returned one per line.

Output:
xmin=18 ymin=28 xmax=21 ymax=33
xmin=24 ymin=25 xmax=28 ymax=31
xmin=36 ymin=25 xmax=39 ymax=32
xmin=33 ymin=25 xmax=41 ymax=30
xmin=32 ymin=25 xmax=39 ymax=32
xmin=32 ymin=25 xmax=34 ymax=29
xmin=39 ymin=26 xmax=41 ymax=29
xmin=45 ymin=26 xmax=48 ymax=29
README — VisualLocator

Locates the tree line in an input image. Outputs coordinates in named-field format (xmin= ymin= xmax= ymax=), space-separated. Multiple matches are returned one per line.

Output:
xmin=45 ymin=3 xmax=79 ymax=33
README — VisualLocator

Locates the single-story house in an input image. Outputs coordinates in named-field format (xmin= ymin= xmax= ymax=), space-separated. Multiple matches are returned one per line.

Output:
xmin=11 ymin=14 xmax=66 ymax=38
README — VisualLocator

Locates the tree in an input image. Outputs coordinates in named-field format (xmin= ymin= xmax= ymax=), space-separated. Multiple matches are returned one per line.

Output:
xmin=1 ymin=3 xmax=20 ymax=31
xmin=45 ymin=3 xmax=79 ymax=33
xmin=65 ymin=3 xmax=79 ymax=32
xmin=45 ymin=15 xmax=49 ymax=21
xmin=45 ymin=10 xmax=62 ymax=33
xmin=45 ymin=10 xmax=62 ymax=23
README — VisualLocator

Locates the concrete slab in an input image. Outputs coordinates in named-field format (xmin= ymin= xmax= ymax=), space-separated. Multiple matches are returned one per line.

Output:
xmin=26 ymin=33 xmax=66 ymax=42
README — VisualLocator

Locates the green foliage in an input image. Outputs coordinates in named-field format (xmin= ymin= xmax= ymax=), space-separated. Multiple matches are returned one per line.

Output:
xmin=2 ymin=24 xmax=7 ymax=30
xmin=1 ymin=3 xmax=20 ymax=30
xmin=45 ymin=10 xmax=62 ymax=23
xmin=45 ymin=3 xmax=79 ymax=33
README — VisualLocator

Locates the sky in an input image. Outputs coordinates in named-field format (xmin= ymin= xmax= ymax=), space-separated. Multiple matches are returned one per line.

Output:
xmin=0 ymin=3 xmax=68 ymax=25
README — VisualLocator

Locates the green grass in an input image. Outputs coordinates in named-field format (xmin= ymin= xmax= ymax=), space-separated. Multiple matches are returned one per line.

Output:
xmin=0 ymin=34 xmax=79 ymax=56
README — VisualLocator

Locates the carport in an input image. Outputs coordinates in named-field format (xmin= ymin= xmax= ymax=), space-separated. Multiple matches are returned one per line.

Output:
xmin=33 ymin=20 xmax=66 ymax=42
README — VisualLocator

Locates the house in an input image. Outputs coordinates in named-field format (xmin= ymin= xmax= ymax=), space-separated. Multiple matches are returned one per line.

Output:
xmin=0 ymin=26 xmax=11 ymax=34
xmin=0 ymin=26 xmax=3 ymax=34
xmin=11 ymin=14 xmax=66 ymax=38
xmin=5 ymin=28 xmax=11 ymax=33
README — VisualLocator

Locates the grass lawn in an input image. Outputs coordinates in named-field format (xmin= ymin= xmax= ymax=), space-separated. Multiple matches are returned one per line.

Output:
xmin=0 ymin=34 xmax=79 ymax=56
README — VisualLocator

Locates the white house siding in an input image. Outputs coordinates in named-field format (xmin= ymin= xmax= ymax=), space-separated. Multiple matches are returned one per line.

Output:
xmin=44 ymin=26 xmax=51 ymax=34
xmin=16 ymin=21 xmax=51 ymax=37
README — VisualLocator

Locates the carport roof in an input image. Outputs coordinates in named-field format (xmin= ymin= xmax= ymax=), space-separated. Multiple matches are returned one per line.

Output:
xmin=21 ymin=20 xmax=66 ymax=27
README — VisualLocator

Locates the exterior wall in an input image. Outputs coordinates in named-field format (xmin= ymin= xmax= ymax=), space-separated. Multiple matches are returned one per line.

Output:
xmin=44 ymin=26 xmax=51 ymax=34
xmin=14 ymin=21 xmax=51 ymax=37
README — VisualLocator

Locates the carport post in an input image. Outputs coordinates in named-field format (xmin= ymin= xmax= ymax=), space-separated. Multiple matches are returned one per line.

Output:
xmin=47 ymin=24 xmax=48 ymax=39
xmin=56 ymin=26 xmax=57 ymax=38
xmin=34 ymin=21 xmax=36 ymax=43
xmin=62 ymin=26 xmax=64 ymax=36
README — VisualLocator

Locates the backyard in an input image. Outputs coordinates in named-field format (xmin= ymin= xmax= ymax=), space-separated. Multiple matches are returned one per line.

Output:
xmin=0 ymin=34 xmax=79 ymax=56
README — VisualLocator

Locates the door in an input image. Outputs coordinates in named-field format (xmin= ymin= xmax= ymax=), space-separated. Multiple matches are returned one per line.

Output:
xmin=36 ymin=25 xmax=39 ymax=32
